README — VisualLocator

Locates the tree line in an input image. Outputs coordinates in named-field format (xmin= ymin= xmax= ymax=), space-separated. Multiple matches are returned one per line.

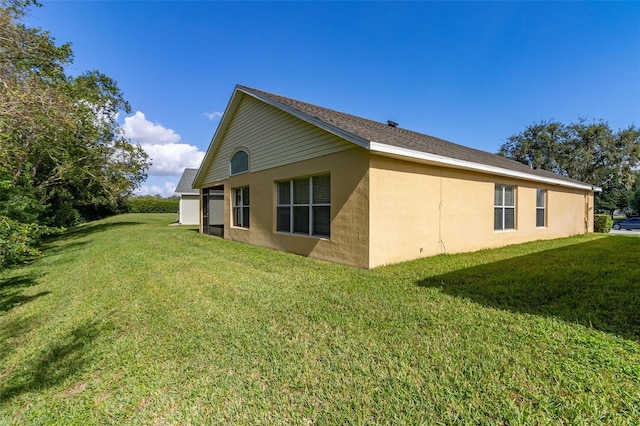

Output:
xmin=499 ymin=119 xmax=640 ymax=214
xmin=1 ymin=1 xmax=150 ymax=267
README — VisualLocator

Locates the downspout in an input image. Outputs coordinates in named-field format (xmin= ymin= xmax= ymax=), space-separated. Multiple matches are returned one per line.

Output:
xmin=584 ymin=191 xmax=590 ymax=234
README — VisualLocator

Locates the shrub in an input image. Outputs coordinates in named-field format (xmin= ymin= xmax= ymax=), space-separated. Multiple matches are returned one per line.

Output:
xmin=128 ymin=197 xmax=179 ymax=213
xmin=594 ymin=214 xmax=613 ymax=233
xmin=0 ymin=216 xmax=63 ymax=269
xmin=0 ymin=216 xmax=39 ymax=268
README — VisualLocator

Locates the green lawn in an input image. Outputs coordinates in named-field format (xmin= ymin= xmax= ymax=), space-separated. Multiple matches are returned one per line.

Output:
xmin=1 ymin=213 xmax=639 ymax=424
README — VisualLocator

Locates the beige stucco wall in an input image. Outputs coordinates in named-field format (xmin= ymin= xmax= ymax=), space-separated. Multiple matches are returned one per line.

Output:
xmin=368 ymin=155 xmax=593 ymax=268
xmin=200 ymin=149 xmax=593 ymax=269
xmin=205 ymin=148 xmax=371 ymax=269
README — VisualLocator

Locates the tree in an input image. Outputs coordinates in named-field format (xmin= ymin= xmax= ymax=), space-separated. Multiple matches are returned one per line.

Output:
xmin=596 ymin=181 xmax=632 ymax=214
xmin=499 ymin=119 xmax=640 ymax=212
xmin=0 ymin=1 xmax=149 ymax=267
xmin=629 ymin=172 xmax=640 ymax=215
xmin=0 ymin=0 xmax=150 ymax=226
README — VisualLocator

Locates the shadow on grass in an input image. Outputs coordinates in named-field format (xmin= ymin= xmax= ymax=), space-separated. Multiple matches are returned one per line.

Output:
xmin=40 ymin=221 xmax=142 ymax=259
xmin=417 ymin=237 xmax=640 ymax=341
xmin=52 ymin=221 xmax=142 ymax=242
xmin=0 ymin=315 xmax=41 ymax=363
xmin=0 ymin=273 xmax=48 ymax=314
xmin=0 ymin=319 xmax=103 ymax=403
xmin=40 ymin=240 xmax=90 ymax=257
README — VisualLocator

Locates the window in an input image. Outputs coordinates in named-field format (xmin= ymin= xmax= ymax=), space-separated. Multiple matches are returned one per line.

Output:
xmin=494 ymin=184 xmax=516 ymax=230
xmin=232 ymin=187 xmax=249 ymax=228
xmin=536 ymin=189 xmax=547 ymax=227
xmin=277 ymin=174 xmax=330 ymax=238
xmin=230 ymin=150 xmax=249 ymax=175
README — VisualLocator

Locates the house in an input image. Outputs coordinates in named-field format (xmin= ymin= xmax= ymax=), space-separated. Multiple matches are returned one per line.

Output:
xmin=192 ymin=85 xmax=597 ymax=268
xmin=175 ymin=168 xmax=200 ymax=225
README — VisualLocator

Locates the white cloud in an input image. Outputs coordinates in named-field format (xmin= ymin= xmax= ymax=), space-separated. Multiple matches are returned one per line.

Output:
xmin=203 ymin=111 xmax=223 ymax=121
xmin=121 ymin=111 xmax=205 ymax=178
xmin=143 ymin=143 xmax=204 ymax=176
xmin=122 ymin=111 xmax=180 ymax=145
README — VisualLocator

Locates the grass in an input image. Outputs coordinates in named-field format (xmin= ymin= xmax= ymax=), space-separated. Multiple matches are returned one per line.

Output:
xmin=1 ymin=213 xmax=639 ymax=424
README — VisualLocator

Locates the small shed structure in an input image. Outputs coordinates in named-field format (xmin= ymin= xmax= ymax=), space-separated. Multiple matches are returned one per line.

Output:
xmin=175 ymin=168 xmax=200 ymax=225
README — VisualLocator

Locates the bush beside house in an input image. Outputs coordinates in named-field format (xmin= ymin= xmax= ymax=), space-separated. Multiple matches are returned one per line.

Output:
xmin=594 ymin=214 xmax=613 ymax=233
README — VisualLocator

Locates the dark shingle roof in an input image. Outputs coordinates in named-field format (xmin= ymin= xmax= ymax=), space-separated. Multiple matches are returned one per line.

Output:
xmin=175 ymin=168 xmax=199 ymax=194
xmin=239 ymin=86 xmax=591 ymax=189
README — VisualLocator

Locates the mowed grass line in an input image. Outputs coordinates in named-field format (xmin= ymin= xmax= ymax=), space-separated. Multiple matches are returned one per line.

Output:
xmin=0 ymin=213 xmax=638 ymax=424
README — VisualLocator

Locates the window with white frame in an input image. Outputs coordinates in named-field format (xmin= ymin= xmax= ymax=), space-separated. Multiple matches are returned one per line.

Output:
xmin=276 ymin=174 xmax=330 ymax=238
xmin=536 ymin=189 xmax=547 ymax=227
xmin=230 ymin=150 xmax=249 ymax=175
xmin=232 ymin=187 xmax=249 ymax=228
xmin=494 ymin=184 xmax=516 ymax=230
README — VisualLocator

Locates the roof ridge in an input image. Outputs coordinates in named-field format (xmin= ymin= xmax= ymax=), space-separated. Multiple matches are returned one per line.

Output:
xmin=241 ymin=85 xmax=504 ymax=158
xmin=234 ymin=85 xmax=592 ymax=189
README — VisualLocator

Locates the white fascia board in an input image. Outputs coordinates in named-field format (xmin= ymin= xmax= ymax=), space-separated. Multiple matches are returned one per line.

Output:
xmin=238 ymin=88 xmax=370 ymax=149
xmin=369 ymin=141 xmax=599 ymax=192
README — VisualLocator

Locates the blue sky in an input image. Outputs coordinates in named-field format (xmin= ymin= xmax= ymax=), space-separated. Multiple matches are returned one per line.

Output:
xmin=30 ymin=1 xmax=640 ymax=196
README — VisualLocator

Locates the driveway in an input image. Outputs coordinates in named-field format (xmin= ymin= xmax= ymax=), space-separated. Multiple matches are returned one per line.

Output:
xmin=609 ymin=229 xmax=640 ymax=236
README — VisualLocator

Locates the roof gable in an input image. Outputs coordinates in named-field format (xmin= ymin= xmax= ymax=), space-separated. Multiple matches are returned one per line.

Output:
xmin=193 ymin=91 xmax=353 ymax=187
xmin=194 ymin=85 xmax=597 ymax=191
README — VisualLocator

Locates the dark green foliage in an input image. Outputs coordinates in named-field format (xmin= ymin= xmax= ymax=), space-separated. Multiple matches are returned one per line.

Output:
xmin=0 ymin=216 xmax=40 ymax=268
xmin=0 ymin=171 xmax=45 ymax=224
xmin=0 ymin=1 xmax=149 ymax=233
xmin=596 ymin=182 xmax=633 ymax=214
xmin=629 ymin=172 xmax=640 ymax=215
xmin=499 ymin=119 xmax=640 ymax=212
xmin=0 ymin=1 xmax=150 ymax=268
xmin=631 ymin=193 xmax=640 ymax=215
xmin=0 ymin=215 xmax=63 ymax=268
xmin=128 ymin=197 xmax=179 ymax=213
xmin=594 ymin=214 xmax=613 ymax=233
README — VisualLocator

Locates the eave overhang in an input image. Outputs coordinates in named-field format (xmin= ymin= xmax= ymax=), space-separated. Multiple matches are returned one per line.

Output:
xmin=194 ymin=85 xmax=600 ymax=193
xmin=369 ymin=141 xmax=601 ymax=192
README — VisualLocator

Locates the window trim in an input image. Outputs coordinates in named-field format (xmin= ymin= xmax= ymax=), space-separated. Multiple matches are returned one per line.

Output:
xmin=232 ymin=186 xmax=250 ymax=229
xmin=536 ymin=189 xmax=547 ymax=228
xmin=494 ymin=184 xmax=516 ymax=231
xmin=276 ymin=173 xmax=331 ymax=238
xmin=229 ymin=148 xmax=250 ymax=176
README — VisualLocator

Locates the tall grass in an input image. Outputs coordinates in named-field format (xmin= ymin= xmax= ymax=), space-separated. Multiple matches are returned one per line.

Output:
xmin=1 ymin=214 xmax=638 ymax=424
